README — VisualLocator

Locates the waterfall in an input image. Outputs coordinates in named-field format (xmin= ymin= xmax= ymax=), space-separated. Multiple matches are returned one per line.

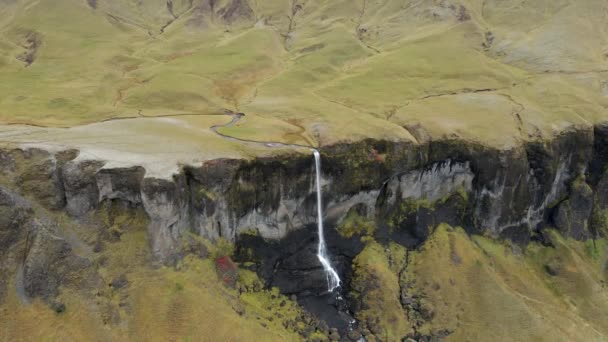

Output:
xmin=313 ymin=150 xmax=342 ymax=292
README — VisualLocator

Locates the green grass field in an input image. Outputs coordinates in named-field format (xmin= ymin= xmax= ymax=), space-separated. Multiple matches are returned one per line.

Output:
xmin=1 ymin=0 xmax=607 ymax=153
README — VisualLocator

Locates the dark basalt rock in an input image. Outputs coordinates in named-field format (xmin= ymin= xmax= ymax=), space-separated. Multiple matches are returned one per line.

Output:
xmin=3 ymin=126 xmax=596 ymax=264
xmin=62 ymin=160 xmax=104 ymax=216
xmin=553 ymin=178 xmax=594 ymax=240
xmin=589 ymin=122 xmax=608 ymax=185
xmin=184 ymin=234 xmax=209 ymax=259
xmin=110 ymin=274 xmax=128 ymax=290
xmin=97 ymin=166 xmax=145 ymax=205
xmin=235 ymin=222 xmax=363 ymax=296
xmin=225 ymin=125 xmax=606 ymax=333
xmin=218 ymin=0 xmax=255 ymax=24
xmin=322 ymin=140 xmax=415 ymax=196
xmin=544 ymin=258 xmax=562 ymax=276
xmin=14 ymin=150 xmax=66 ymax=210
xmin=0 ymin=276 xmax=5 ymax=303
xmin=0 ymin=186 xmax=101 ymax=304
xmin=50 ymin=301 xmax=66 ymax=314
xmin=141 ymin=175 xmax=191 ymax=259
xmin=499 ymin=224 xmax=532 ymax=246
xmin=235 ymin=223 xmax=363 ymax=333
xmin=187 ymin=0 xmax=255 ymax=29
xmin=0 ymin=187 xmax=32 ymax=254
xmin=595 ymin=171 xmax=608 ymax=211
xmin=23 ymin=224 xmax=99 ymax=301
xmin=590 ymin=168 xmax=608 ymax=238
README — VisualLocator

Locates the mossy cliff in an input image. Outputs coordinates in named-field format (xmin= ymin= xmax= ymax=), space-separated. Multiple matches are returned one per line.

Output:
xmin=4 ymin=124 xmax=604 ymax=250
xmin=1 ymin=123 xmax=608 ymax=340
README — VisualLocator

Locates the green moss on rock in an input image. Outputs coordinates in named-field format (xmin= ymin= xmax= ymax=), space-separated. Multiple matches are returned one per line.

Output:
xmin=350 ymin=241 xmax=412 ymax=340
xmin=337 ymin=210 xmax=375 ymax=238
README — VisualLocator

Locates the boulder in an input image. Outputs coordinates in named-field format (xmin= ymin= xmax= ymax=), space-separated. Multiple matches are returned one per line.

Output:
xmin=110 ymin=274 xmax=128 ymax=290
xmin=544 ymin=258 xmax=562 ymax=276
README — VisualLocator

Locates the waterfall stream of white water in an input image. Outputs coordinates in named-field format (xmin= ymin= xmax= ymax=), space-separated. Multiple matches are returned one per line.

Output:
xmin=313 ymin=150 xmax=342 ymax=292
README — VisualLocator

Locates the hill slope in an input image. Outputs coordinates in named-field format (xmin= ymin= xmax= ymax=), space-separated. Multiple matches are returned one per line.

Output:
xmin=1 ymin=0 xmax=607 ymax=154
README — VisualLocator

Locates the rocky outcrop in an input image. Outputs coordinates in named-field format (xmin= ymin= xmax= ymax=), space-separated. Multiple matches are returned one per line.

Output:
xmin=22 ymin=223 xmax=99 ymax=302
xmin=553 ymin=178 xmax=594 ymax=240
xmin=383 ymin=160 xmax=474 ymax=204
xmin=187 ymin=0 xmax=255 ymax=29
xmin=141 ymin=176 xmax=190 ymax=259
xmin=97 ymin=166 xmax=145 ymax=205
xmin=0 ymin=187 xmax=31 ymax=254
xmin=62 ymin=160 xmax=104 ymax=216
xmin=7 ymin=149 xmax=66 ymax=210
xmin=0 ymin=186 xmax=101 ymax=308
xmin=591 ymin=171 xmax=608 ymax=238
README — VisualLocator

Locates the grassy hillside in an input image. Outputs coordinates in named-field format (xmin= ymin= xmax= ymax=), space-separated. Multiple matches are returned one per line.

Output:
xmin=1 ymin=0 xmax=607 ymax=151
xmin=408 ymin=225 xmax=608 ymax=341
xmin=349 ymin=225 xmax=608 ymax=341
xmin=0 ymin=203 xmax=310 ymax=341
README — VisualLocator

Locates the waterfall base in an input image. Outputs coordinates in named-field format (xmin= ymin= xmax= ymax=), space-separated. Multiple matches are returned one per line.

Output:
xmin=234 ymin=223 xmax=364 ymax=334
xmin=298 ymin=290 xmax=356 ymax=332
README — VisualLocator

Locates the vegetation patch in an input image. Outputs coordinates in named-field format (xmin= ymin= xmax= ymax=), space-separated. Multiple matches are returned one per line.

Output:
xmin=336 ymin=209 xmax=375 ymax=238
xmin=404 ymin=225 xmax=608 ymax=341
xmin=349 ymin=241 xmax=412 ymax=340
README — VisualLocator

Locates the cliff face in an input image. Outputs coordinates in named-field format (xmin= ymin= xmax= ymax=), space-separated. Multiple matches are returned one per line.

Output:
xmin=1 ymin=124 xmax=608 ymax=339
xmin=1 ymin=123 xmax=607 ymax=287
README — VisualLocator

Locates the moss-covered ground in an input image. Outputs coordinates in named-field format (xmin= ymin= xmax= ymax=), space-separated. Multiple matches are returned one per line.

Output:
xmin=346 ymin=224 xmax=608 ymax=341
xmin=404 ymin=225 xmax=608 ymax=341
xmin=0 ymin=200 xmax=316 ymax=341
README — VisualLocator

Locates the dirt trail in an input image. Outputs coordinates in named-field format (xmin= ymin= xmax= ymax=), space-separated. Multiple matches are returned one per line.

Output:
xmin=210 ymin=112 xmax=314 ymax=150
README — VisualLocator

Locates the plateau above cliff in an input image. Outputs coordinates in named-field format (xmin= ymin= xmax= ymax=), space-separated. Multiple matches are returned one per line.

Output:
xmin=1 ymin=0 xmax=608 ymax=177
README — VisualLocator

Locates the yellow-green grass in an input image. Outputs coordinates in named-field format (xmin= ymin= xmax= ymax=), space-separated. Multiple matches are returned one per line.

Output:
xmin=0 ymin=259 xmax=303 ymax=341
xmin=216 ymin=114 xmax=316 ymax=146
xmin=1 ymin=0 xmax=608 ymax=160
xmin=408 ymin=225 xmax=608 ymax=341
xmin=0 ymin=199 xmax=307 ymax=341
xmin=0 ymin=0 xmax=147 ymax=125
xmin=351 ymin=241 xmax=412 ymax=340
xmin=317 ymin=24 xmax=526 ymax=114
xmin=391 ymin=92 xmax=523 ymax=148
xmin=336 ymin=210 xmax=375 ymax=238
xmin=481 ymin=0 xmax=608 ymax=73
